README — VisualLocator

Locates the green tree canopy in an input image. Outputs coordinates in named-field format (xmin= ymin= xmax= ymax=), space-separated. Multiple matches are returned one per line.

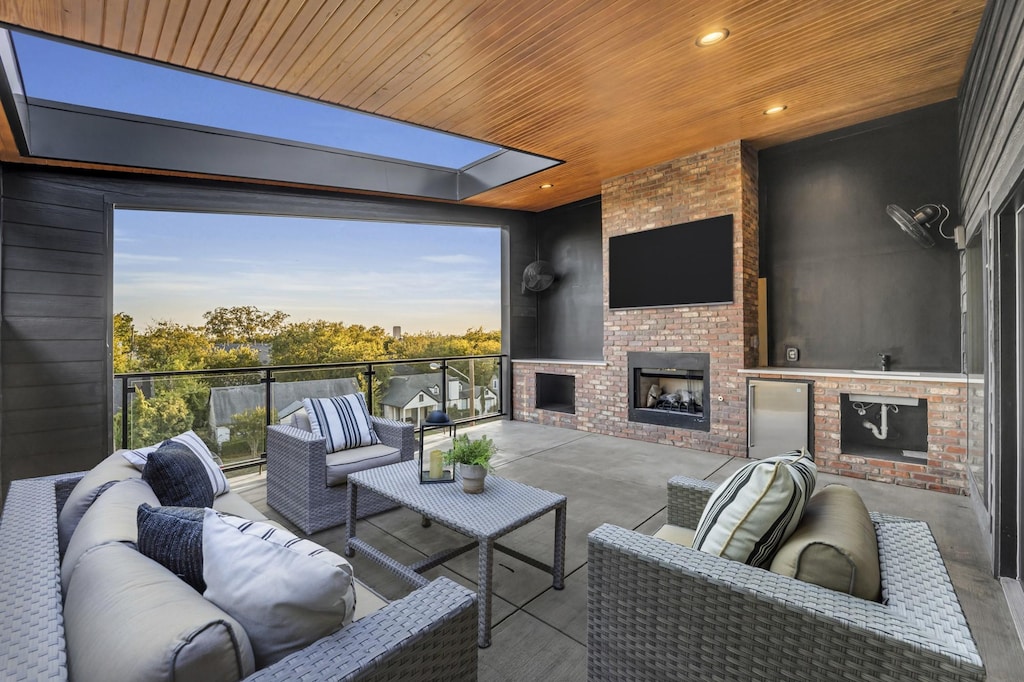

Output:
xmin=271 ymin=321 xmax=390 ymax=365
xmin=203 ymin=306 xmax=288 ymax=344
xmin=113 ymin=312 xmax=136 ymax=374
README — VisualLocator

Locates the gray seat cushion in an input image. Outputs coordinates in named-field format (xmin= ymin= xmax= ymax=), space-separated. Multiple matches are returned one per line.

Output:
xmin=61 ymin=478 xmax=159 ymax=593
xmin=65 ymin=541 xmax=255 ymax=682
xmin=325 ymin=443 xmax=402 ymax=486
xmin=58 ymin=451 xmax=142 ymax=555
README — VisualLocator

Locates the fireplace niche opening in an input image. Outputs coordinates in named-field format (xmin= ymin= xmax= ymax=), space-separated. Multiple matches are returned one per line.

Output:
xmin=628 ymin=352 xmax=710 ymax=431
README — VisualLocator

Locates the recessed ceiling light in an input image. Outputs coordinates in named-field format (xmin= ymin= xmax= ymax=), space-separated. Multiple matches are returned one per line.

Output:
xmin=695 ymin=29 xmax=729 ymax=47
xmin=763 ymin=105 xmax=788 ymax=115
xmin=539 ymin=183 xmax=554 ymax=189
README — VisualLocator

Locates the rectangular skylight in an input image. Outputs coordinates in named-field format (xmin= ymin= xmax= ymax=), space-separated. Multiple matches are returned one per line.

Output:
xmin=11 ymin=31 xmax=500 ymax=171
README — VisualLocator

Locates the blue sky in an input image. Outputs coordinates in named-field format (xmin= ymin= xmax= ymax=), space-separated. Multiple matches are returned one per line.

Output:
xmin=12 ymin=31 xmax=498 ymax=169
xmin=114 ymin=210 xmax=502 ymax=334
xmin=10 ymin=31 xmax=505 ymax=335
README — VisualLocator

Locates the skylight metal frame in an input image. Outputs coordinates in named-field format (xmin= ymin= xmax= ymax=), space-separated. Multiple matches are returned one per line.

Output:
xmin=0 ymin=27 xmax=561 ymax=202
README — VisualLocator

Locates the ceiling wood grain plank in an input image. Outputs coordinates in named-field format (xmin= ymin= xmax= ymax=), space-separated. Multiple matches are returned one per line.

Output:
xmin=197 ymin=0 xmax=251 ymax=73
xmin=247 ymin=0 xmax=333 ymax=86
xmin=297 ymin=0 xmax=448 ymax=102
xmin=265 ymin=1 xmax=373 ymax=94
xmin=136 ymin=0 xmax=170 ymax=59
xmin=80 ymin=0 xmax=102 ymax=45
xmin=324 ymin=0 xmax=469 ymax=106
xmin=59 ymin=0 xmax=86 ymax=42
xmin=347 ymin=1 xmax=512 ymax=113
xmin=100 ymin=0 xmax=127 ymax=50
xmin=222 ymin=0 xmax=294 ymax=81
xmin=184 ymin=0 xmax=232 ymax=70
xmin=169 ymin=0 xmax=212 ymax=66
xmin=120 ymin=0 xmax=148 ymax=53
xmin=210 ymin=0 xmax=270 ymax=75
xmin=153 ymin=0 xmax=188 ymax=63
xmin=358 ymin=1 xmax=574 ymax=118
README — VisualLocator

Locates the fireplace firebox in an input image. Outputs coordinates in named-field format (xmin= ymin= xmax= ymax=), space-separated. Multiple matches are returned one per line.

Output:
xmin=628 ymin=352 xmax=711 ymax=431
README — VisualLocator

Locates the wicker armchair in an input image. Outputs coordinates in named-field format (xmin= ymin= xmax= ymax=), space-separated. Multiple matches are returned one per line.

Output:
xmin=587 ymin=476 xmax=986 ymax=682
xmin=266 ymin=416 xmax=415 ymax=534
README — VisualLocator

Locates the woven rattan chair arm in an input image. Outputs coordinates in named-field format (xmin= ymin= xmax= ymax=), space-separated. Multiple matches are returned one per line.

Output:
xmin=369 ymin=417 xmax=416 ymax=462
xmin=0 ymin=478 xmax=68 ymax=681
xmin=665 ymin=476 xmax=717 ymax=528
xmin=266 ymin=424 xmax=328 ymax=486
xmin=587 ymin=523 xmax=985 ymax=681
xmin=247 ymin=577 xmax=477 ymax=681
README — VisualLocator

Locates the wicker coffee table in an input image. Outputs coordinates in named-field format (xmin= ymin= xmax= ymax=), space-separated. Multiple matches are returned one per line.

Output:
xmin=345 ymin=460 xmax=567 ymax=648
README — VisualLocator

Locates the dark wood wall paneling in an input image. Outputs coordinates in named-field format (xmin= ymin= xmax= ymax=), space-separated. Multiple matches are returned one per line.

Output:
xmin=759 ymin=101 xmax=962 ymax=371
xmin=956 ymin=0 xmax=1024 ymax=580
xmin=0 ymin=165 xmax=533 ymax=493
xmin=959 ymin=0 xmax=1024 ymax=231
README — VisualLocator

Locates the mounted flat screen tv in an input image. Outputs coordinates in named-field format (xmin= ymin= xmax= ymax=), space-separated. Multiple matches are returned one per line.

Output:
xmin=608 ymin=214 xmax=734 ymax=309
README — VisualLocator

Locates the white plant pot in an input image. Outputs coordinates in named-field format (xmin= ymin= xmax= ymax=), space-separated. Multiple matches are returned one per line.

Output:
xmin=460 ymin=463 xmax=488 ymax=494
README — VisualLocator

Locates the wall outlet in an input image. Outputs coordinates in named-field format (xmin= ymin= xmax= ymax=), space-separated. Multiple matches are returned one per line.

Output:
xmin=785 ymin=346 xmax=800 ymax=362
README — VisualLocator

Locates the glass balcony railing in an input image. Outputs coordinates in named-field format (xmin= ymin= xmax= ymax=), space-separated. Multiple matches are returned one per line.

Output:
xmin=114 ymin=354 xmax=506 ymax=473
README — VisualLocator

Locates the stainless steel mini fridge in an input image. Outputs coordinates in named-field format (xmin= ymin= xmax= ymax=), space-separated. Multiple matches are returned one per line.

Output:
xmin=747 ymin=379 xmax=812 ymax=459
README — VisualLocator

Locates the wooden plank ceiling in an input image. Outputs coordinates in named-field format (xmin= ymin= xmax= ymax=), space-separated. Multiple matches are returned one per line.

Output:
xmin=0 ymin=0 xmax=986 ymax=212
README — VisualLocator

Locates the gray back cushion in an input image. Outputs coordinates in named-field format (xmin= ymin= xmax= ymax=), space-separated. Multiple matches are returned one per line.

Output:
xmin=65 ymin=542 xmax=255 ymax=682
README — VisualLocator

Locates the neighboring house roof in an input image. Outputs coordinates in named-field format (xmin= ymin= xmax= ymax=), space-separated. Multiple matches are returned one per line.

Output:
xmin=208 ymin=376 xmax=360 ymax=428
xmin=381 ymin=372 xmax=443 ymax=408
xmin=216 ymin=342 xmax=272 ymax=365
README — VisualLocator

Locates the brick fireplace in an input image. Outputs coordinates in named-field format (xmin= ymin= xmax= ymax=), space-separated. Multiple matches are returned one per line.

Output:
xmin=513 ymin=141 xmax=759 ymax=458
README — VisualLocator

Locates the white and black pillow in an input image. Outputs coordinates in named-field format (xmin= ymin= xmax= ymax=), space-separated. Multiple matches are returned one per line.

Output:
xmin=692 ymin=450 xmax=817 ymax=568
xmin=123 ymin=430 xmax=230 ymax=496
xmin=202 ymin=509 xmax=357 ymax=667
xmin=143 ymin=441 xmax=216 ymax=507
xmin=302 ymin=394 xmax=380 ymax=453
xmin=136 ymin=503 xmax=206 ymax=592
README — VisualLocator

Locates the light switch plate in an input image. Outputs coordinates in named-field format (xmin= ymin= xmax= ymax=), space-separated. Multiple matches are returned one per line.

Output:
xmin=785 ymin=346 xmax=800 ymax=362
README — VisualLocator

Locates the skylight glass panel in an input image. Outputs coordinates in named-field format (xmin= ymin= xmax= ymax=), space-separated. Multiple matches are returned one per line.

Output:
xmin=12 ymin=32 xmax=500 ymax=170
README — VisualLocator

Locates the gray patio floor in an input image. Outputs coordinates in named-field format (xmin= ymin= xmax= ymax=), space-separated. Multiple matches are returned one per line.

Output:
xmin=233 ymin=420 xmax=1024 ymax=681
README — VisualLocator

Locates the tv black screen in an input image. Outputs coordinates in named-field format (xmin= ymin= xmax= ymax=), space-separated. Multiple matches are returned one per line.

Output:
xmin=608 ymin=214 xmax=734 ymax=309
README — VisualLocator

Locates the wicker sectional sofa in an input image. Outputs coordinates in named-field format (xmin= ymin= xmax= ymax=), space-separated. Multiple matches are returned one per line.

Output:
xmin=587 ymin=475 xmax=986 ymax=681
xmin=0 ymin=470 xmax=478 ymax=681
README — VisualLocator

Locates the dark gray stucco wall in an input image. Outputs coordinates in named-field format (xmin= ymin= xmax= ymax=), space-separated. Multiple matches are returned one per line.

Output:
xmin=759 ymin=100 xmax=962 ymax=371
xmin=532 ymin=196 xmax=603 ymax=360
xmin=0 ymin=164 xmax=532 ymax=493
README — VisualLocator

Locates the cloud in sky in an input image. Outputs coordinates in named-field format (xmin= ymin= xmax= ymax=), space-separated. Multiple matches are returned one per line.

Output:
xmin=114 ymin=211 xmax=501 ymax=334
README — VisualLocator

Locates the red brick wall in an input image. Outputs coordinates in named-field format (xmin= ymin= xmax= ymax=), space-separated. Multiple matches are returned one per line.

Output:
xmin=746 ymin=370 xmax=969 ymax=494
xmin=514 ymin=141 xmax=758 ymax=458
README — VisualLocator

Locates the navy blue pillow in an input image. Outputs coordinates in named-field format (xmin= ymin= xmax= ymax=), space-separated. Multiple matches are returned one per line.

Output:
xmin=143 ymin=440 xmax=215 ymax=507
xmin=136 ymin=503 xmax=206 ymax=591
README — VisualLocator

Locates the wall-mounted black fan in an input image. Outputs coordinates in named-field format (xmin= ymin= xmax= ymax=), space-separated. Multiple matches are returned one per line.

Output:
xmin=522 ymin=260 xmax=556 ymax=294
xmin=885 ymin=203 xmax=950 ymax=248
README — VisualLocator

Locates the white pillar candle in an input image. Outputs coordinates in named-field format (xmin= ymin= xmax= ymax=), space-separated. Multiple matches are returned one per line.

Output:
xmin=430 ymin=449 xmax=444 ymax=479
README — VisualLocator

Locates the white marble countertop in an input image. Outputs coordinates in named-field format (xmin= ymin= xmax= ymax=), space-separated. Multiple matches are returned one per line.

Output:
xmin=737 ymin=367 xmax=966 ymax=383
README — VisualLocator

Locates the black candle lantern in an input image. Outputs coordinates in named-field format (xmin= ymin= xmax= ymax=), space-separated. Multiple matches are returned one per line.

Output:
xmin=418 ymin=411 xmax=456 ymax=483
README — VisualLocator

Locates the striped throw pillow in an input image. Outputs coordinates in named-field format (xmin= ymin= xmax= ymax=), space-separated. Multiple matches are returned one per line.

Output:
xmin=303 ymin=394 xmax=381 ymax=453
xmin=202 ymin=510 xmax=356 ymax=667
xmin=123 ymin=430 xmax=230 ymax=496
xmin=692 ymin=450 xmax=816 ymax=568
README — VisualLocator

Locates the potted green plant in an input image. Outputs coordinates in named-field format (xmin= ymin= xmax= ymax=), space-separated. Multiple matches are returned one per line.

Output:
xmin=443 ymin=434 xmax=496 ymax=493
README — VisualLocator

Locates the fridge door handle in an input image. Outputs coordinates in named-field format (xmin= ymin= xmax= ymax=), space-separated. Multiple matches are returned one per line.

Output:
xmin=748 ymin=384 xmax=755 ymax=447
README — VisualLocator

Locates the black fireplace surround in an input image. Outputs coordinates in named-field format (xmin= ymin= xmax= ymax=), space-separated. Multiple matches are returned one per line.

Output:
xmin=628 ymin=352 xmax=711 ymax=431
